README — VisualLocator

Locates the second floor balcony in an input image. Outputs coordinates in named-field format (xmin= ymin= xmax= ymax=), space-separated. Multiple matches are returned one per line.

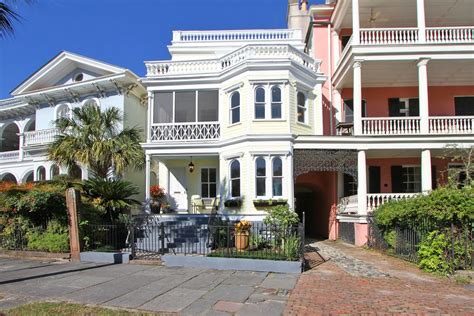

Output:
xmin=23 ymin=128 xmax=59 ymax=147
xmin=150 ymin=122 xmax=220 ymax=142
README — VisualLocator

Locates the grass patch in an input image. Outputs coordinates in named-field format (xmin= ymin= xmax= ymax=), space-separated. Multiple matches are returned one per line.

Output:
xmin=5 ymin=302 xmax=160 ymax=315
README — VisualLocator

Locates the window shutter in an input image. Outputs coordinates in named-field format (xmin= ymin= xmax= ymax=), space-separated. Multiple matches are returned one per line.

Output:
xmin=388 ymin=98 xmax=402 ymax=117
xmin=368 ymin=166 xmax=381 ymax=193
xmin=454 ymin=97 xmax=474 ymax=116
xmin=409 ymin=98 xmax=420 ymax=116
xmin=431 ymin=165 xmax=437 ymax=190
xmin=362 ymin=100 xmax=367 ymax=117
xmin=391 ymin=165 xmax=404 ymax=193
xmin=343 ymin=173 xmax=354 ymax=197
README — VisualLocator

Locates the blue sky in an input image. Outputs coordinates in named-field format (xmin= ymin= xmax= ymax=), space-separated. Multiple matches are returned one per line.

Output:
xmin=0 ymin=0 xmax=324 ymax=99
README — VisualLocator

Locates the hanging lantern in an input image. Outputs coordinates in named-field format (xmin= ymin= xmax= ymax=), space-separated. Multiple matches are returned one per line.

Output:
xmin=188 ymin=156 xmax=195 ymax=173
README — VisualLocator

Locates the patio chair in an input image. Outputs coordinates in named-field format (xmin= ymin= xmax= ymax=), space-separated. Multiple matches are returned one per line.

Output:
xmin=191 ymin=195 xmax=204 ymax=214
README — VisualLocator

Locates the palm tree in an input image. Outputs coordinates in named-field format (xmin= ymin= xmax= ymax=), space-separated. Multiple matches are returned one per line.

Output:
xmin=48 ymin=103 xmax=145 ymax=179
xmin=0 ymin=0 xmax=33 ymax=38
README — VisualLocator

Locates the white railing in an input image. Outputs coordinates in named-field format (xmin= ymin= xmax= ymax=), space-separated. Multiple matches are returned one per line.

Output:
xmin=337 ymin=195 xmax=358 ymax=214
xmin=0 ymin=150 xmax=19 ymax=161
xmin=360 ymin=27 xmax=419 ymax=45
xmin=426 ymin=26 xmax=474 ymax=43
xmin=23 ymin=128 xmax=59 ymax=146
xmin=429 ymin=116 xmax=474 ymax=135
xmin=172 ymin=29 xmax=302 ymax=43
xmin=146 ymin=44 xmax=319 ymax=76
xmin=362 ymin=117 xmax=420 ymax=135
xmin=150 ymin=122 xmax=220 ymax=141
xmin=367 ymin=193 xmax=417 ymax=213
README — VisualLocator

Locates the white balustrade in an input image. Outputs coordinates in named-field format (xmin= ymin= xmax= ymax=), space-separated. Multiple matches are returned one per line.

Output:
xmin=362 ymin=117 xmax=420 ymax=136
xmin=173 ymin=29 xmax=302 ymax=43
xmin=23 ymin=128 xmax=59 ymax=146
xmin=337 ymin=195 xmax=358 ymax=214
xmin=146 ymin=44 xmax=319 ymax=76
xmin=367 ymin=193 xmax=417 ymax=213
xmin=0 ymin=150 xmax=19 ymax=161
xmin=150 ymin=122 xmax=220 ymax=141
xmin=426 ymin=26 xmax=474 ymax=43
xmin=429 ymin=116 xmax=474 ymax=135
xmin=360 ymin=28 xmax=419 ymax=45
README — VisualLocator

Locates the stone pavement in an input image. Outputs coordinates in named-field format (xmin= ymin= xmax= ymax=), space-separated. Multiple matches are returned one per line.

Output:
xmin=0 ymin=256 xmax=298 ymax=315
xmin=285 ymin=240 xmax=474 ymax=315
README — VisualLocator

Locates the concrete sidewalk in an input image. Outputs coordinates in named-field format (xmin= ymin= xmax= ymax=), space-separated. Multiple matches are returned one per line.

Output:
xmin=0 ymin=257 xmax=298 ymax=315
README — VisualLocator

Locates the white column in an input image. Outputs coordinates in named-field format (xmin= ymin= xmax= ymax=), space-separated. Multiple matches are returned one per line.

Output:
xmin=145 ymin=154 xmax=151 ymax=200
xmin=418 ymin=58 xmax=430 ymax=134
xmin=287 ymin=153 xmax=295 ymax=211
xmin=332 ymin=30 xmax=341 ymax=66
xmin=421 ymin=149 xmax=432 ymax=192
xmin=18 ymin=133 xmax=24 ymax=161
xmin=353 ymin=61 xmax=363 ymax=135
xmin=357 ymin=150 xmax=367 ymax=215
xmin=416 ymin=0 xmax=426 ymax=43
xmin=352 ymin=0 xmax=360 ymax=44
xmin=333 ymin=89 xmax=343 ymax=125
xmin=147 ymin=91 xmax=153 ymax=143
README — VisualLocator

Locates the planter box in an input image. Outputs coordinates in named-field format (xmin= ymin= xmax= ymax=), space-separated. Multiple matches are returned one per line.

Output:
xmin=162 ymin=254 xmax=301 ymax=274
xmin=80 ymin=252 xmax=130 ymax=264
xmin=253 ymin=199 xmax=288 ymax=207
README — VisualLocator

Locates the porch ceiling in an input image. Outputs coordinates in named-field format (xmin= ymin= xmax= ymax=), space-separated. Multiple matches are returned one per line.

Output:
xmin=339 ymin=59 xmax=474 ymax=88
xmin=339 ymin=0 xmax=474 ymax=29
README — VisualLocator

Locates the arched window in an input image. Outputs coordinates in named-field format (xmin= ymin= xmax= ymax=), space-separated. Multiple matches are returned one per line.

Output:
xmin=23 ymin=171 xmax=34 ymax=183
xmin=230 ymin=92 xmax=240 ymax=124
xmin=297 ymin=92 xmax=307 ymax=123
xmin=255 ymin=87 xmax=265 ymax=119
xmin=271 ymin=86 xmax=282 ymax=119
xmin=255 ymin=157 xmax=266 ymax=197
xmin=83 ymin=98 xmax=99 ymax=108
xmin=230 ymin=160 xmax=240 ymax=197
xmin=56 ymin=103 xmax=71 ymax=120
xmin=36 ymin=166 xmax=46 ymax=181
xmin=272 ymin=158 xmax=283 ymax=196
xmin=25 ymin=119 xmax=36 ymax=132
xmin=50 ymin=165 xmax=60 ymax=179
xmin=1 ymin=123 xmax=20 ymax=152
xmin=1 ymin=173 xmax=17 ymax=184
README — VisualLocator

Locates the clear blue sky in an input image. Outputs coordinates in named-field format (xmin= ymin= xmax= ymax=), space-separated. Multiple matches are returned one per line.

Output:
xmin=0 ymin=0 xmax=324 ymax=99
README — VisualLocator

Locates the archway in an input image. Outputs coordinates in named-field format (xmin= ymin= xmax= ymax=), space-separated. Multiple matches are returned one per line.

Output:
xmin=1 ymin=123 xmax=20 ymax=152
xmin=23 ymin=171 xmax=34 ymax=183
xmin=36 ymin=166 xmax=46 ymax=181
xmin=0 ymin=173 xmax=17 ymax=183
xmin=50 ymin=165 xmax=60 ymax=179
xmin=68 ymin=164 xmax=82 ymax=180
xmin=25 ymin=119 xmax=36 ymax=132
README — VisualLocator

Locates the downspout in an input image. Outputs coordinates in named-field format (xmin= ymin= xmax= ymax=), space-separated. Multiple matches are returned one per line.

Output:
xmin=328 ymin=23 xmax=333 ymax=135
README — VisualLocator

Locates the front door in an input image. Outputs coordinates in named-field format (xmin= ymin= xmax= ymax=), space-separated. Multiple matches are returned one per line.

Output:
xmin=169 ymin=167 xmax=188 ymax=211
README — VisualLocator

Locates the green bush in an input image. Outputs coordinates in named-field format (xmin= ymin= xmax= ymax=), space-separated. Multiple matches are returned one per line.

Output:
xmin=27 ymin=220 xmax=69 ymax=253
xmin=263 ymin=205 xmax=300 ymax=228
xmin=418 ymin=230 xmax=452 ymax=275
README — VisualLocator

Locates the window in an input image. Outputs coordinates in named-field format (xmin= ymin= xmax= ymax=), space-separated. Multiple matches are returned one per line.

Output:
xmin=175 ymin=91 xmax=196 ymax=122
xmin=51 ymin=165 xmax=60 ymax=179
xmin=198 ymin=91 xmax=218 ymax=121
xmin=271 ymin=86 xmax=282 ymax=119
xmin=73 ymin=73 xmax=83 ymax=82
xmin=255 ymin=157 xmax=266 ymax=197
xmin=343 ymin=173 xmax=357 ymax=197
xmin=402 ymin=166 xmax=421 ymax=193
xmin=154 ymin=92 xmax=173 ymax=123
xmin=454 ymin=96 xmax=474 ymax=116
xmin=272 ymin=158 xmax=283 ymax=196
xmin=341 ymin=35 xmax=351 ymax=51
xmin=230 ymin=160 xmax=240 ymax=197
xmin=55 ymin=103 xmax=71 ymax=120
xmin=255 ymin=87 xmax=265 ymax=119
xmin=388 ymin=98 xmax=419 ymax=117
xmin=297 ymin=92 xmax=306 ymax=123
xmin=201 ymin=168 xmax=217 ymax=198
xmin=343 ymin=99 xmax=366 ymax=123
xmin=230 ymin=92 xmax=240 ymax=124
xmin=36 ymin=166 xmax=46 ymax=181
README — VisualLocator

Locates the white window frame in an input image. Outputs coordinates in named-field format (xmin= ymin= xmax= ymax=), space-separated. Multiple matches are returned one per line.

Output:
xmin=399 ymin=98 xmax=419 ymax=117
xmin=229 ymin=160 xmax=241 ymax=198
xmin=271 ymin=157 xmax=283 ymax=197
xmin=255 ymin=157 xmax=266 ymax=198
xmin=229 ymin=91 xmax=240 ymax=125
xmin=54 ymin=103 xmax=72 ymax=120
xmin=297 ymin=91 xmax=308 ymax=124
xmin=270 ymin=85 xmax=282 ymax=119
xmin=254 ymin=86 xmax=266 ymax=120
xmin=402 ymin=165 xmax=421 ymax=193
xmin=253 ymin=84 xmax=285 ymax=121
xmin=201 ymin=167 xmax=217 ymax=198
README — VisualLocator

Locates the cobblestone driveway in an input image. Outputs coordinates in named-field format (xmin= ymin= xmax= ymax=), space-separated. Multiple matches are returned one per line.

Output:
xmin=285 ymin=240 xmax=474 ymax=315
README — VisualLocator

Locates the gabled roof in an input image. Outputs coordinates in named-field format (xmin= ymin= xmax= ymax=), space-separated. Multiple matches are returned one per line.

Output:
xmin=11 ymin=51 xmax=128 ymax=96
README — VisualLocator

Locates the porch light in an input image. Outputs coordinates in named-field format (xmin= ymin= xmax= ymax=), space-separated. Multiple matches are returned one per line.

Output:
xmin=188 ymin=157 xmax=195 ymax=173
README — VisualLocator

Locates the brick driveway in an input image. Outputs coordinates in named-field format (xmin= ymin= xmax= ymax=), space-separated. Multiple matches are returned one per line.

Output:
xmin=285 ymin=240 xmax=474 ymax=315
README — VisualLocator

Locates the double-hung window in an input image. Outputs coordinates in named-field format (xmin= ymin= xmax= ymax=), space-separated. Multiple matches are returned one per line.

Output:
xmin=230 ymin=160 xmax=240 ymax=197
xmin=254 ymin=85 xmax=283 ymax=120
xmin=201 ymin=168 xmax=217 ymax=198
xmin=230 ymin=92 xmax=240 ymax=124
xmin=271 ymin=86 xmax=282 ymax=119
xmin=297 ymin=92 xmax=307 ymax=123
xmin=255 ymin=157 xmax=266 ymax=197
xmin=402 ymin=166 xmax=421 ymax=193
xmin=255 ymin=87 xmax=266 ymax=119
xmin=272 ymin=158 xmax=283 ymax=196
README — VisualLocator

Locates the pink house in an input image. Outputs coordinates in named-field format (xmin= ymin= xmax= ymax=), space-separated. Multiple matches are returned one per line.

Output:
xmin=290 ymin=0 xmax=474 ymax=245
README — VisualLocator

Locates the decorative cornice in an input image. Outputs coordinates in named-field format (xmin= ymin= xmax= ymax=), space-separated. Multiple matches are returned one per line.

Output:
xmin=417 ymin=58 xmax=431 ymax=67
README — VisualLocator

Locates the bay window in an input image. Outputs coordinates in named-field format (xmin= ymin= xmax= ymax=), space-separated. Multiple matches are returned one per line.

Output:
xmin=256 ymin=157 xmax=266 ymax=197
xmin=272 ymin=157 xmax=283 ymax=196
xmin=230 ymin=160 xmax=241 ymax=197
xmin=297 ymin=92 xmax=307 ymax=123
xmin=271 ymin=86 xmax=282 ymax=119
xmin=255 ymin=87 xmax=266 ymax=119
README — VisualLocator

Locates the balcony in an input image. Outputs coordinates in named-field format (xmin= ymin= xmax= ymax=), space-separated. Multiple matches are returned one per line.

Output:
xmin=0 ymin=150 xmax=19 ymax=161
xmin=150 ymin=122 xmax=220 ymax=142
xmin=23 ymin=128 xmax=59 ymax=147
xmin=172 ymin=29 xmax=302 ymax=43
xmin=338 ymin=193 xmax=417 ymax=214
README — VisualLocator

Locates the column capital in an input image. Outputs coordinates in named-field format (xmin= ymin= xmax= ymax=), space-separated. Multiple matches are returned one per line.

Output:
xmin=353 ymin=60 xmax=363 ymax=68
xmin=417 ymin=58 xmax=430 ymax=67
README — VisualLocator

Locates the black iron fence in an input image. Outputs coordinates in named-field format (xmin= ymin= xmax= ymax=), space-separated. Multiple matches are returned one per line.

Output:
xmin=81 ymin=224 xmax=129 ymax=252
xmin=368 ymin=217 xmax=473 ymax=272
xmin=0 ymin=223 xmax=32 ymax=250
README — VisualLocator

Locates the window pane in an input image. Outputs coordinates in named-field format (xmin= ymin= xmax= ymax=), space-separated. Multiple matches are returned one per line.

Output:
xmin=198 ymin=90 xmax=218 ymax=121
xmin=209 ymin=168 xmax=216 ymax=182
xmin=273 ymin=178 xmax=282 ymax=196
xmin=271 ymin=86 xmax=281 ymax=102
xmin=273 ymin=158 xmax=282 ymax=176
xmin=231 ymin=92 xmax=240 ymax=108
xmin=154 ymin=92 xmax=173 ymax=123
xmin=256 ymin=178 xmax=266 ymax=196
xmin=210 ymin=184 xmax=217 ymax=197
xmin=231 ymin=179 xmax=240 ymax=197
xmin=202 ymin=184 xmax=209 ymax=198
xmin=455 ymin=96 xmax=474 ymax=116
xmin=344 ymin=99 xmax=354 ymax=123
xmin=256 ymin=158 xmax=266 ymax=176
xmin=297 ymin=92 xmax=305 ymax=106
xmin=175 ymin=91 xmax=196 ymax=122
xmin=255 ymin=104 xmax=265 ymax=119
xmin=297 ymin=107 xmax=305 ymax=123
xmin=231 ymin=161 xmax=240 ymax=179
xmin=271 ymin=103 xmax=281 ymax=119
xmin=201 ymin=168 xmax=208 ymax=182
xmin=256 ymin=87 xmax=265 ymax=102
xmin=232 ymin=108 xmax=240 ymax=124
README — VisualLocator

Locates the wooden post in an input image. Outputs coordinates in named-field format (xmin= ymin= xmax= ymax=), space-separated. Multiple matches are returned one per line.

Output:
xmin=66 ymin=188 xmax=81 ymax=262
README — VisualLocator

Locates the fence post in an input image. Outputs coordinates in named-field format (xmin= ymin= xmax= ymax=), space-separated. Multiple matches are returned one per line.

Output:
xmin=160 ymin=222 xmax=165 ymax=255
xmin=66 ymin=188 xmax=81 ymax=262
xmin=129 ymin=225 xmax=136 ymax=258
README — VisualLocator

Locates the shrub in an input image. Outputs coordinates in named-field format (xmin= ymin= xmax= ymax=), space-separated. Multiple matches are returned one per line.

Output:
xmin=27 ymin=220 xmax=69 ymax=253
xmin=418 ymin=230 xmax=452 ymax=275
xmin=263 ymin=205 xmax=300 ymax=228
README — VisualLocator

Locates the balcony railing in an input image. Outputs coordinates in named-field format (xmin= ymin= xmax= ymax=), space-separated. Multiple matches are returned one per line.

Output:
xmin=150 ymin=122 xmax=220 ymax=141
xmin=361 ymin=117 xmax=420 ymax=136
xmin=426 ymin=26 xmax=474 ymax=43
xmin=367 ymin=193 xmax=418 ymax=213
xmin=429 ymin=116 xmax=474 ymax=135
xmin=23 ymin=128 xmax=59 ymax=146
xmin=146 ymin=44 xmax=320 ymax=77
xmin=172 ymin=29 xmax=302 ymax=43
xmin=0 ymin=150 xmax=19 ymax=161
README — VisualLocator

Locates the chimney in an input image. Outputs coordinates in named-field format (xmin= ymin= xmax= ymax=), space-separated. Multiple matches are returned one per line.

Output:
xmin=287 ymin=0 xmax=311 ymax=37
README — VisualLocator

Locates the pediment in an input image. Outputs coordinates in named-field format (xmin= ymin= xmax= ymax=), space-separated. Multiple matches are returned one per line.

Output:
xmin=11 ymin=51 xmax=127 ymax=96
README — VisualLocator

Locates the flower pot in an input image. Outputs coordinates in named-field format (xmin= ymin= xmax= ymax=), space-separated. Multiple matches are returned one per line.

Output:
xmin=150 ymin=201 xmax=161 ymax=214
xmin=235 ymin=231 xmax=250 ymax=251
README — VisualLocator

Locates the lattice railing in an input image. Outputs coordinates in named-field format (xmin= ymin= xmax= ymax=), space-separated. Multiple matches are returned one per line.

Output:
xmin=150 ymin=122 xmax=220 ymax=141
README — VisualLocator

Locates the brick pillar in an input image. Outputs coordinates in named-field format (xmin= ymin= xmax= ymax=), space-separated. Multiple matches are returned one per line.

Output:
xmin=66 ymin=188 xmax=81 ymax=262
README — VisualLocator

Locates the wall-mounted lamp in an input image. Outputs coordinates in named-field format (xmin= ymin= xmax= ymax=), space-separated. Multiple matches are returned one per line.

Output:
xmin=188 ymin=156 xmax=195 ymax=173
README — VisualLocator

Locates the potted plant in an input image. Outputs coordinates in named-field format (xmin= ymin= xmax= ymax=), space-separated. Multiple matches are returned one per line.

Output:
xmin=234 ymin=220 xmax=252 ymax=251
xmin=253 ymin=198 xmax=288 ymax=207
xmin=150 ymin=185 xmax=166 ymax=214
xmin=224 ymin=198 xmax=243 ymax=208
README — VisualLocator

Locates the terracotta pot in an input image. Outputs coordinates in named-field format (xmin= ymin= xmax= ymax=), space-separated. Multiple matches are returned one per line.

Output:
xmin=235 ymin=231 xmax=250 ymax=251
